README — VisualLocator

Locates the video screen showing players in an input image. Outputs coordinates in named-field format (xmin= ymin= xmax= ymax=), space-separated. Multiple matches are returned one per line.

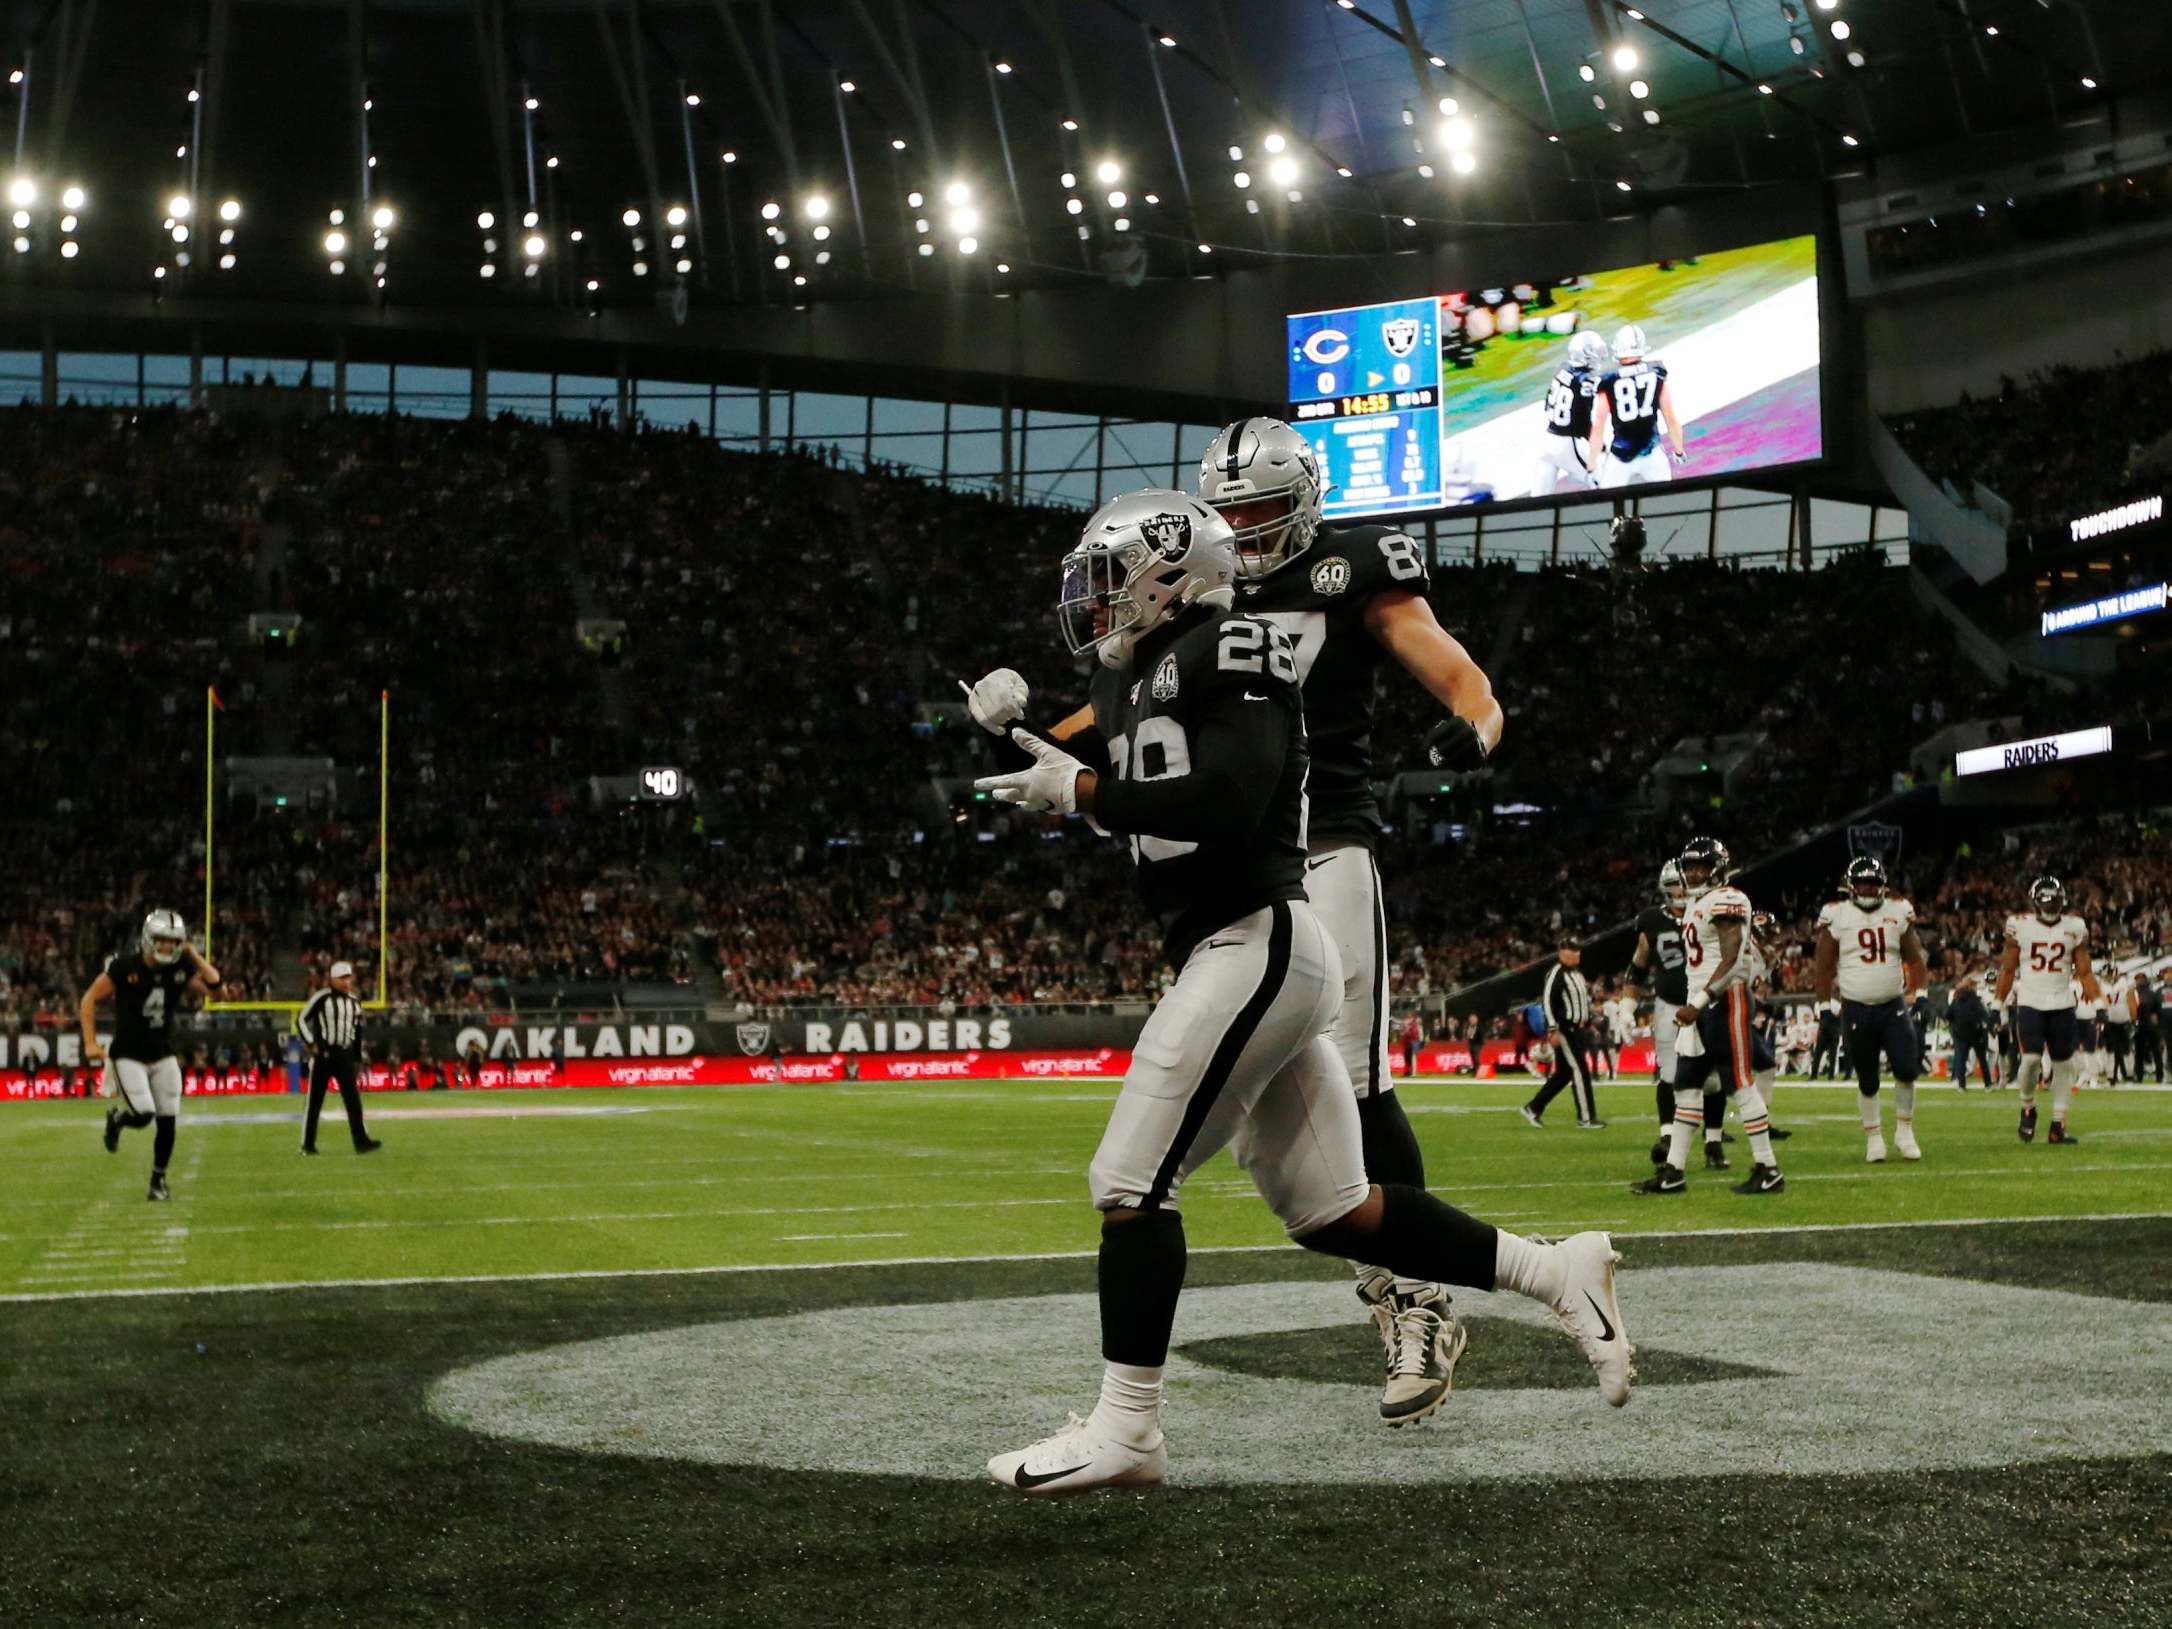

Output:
xmin=1287 ymin=233 xmax=1822 ymax=519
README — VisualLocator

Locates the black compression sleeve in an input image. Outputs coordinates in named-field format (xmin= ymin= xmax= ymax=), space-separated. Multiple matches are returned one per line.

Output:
xmin=1092 ymin=695 xmax=1284 ymax=842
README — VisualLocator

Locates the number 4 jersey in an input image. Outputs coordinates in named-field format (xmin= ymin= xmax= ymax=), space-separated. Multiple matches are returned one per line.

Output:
xmin=103 ymin=951 xmax=194 ymax=1062
xmin=2005 ymin=913 xmax=2088 ymax=1011
xmin=1816 ymin=896 xmax=1915 ymax=1003
xmin=1233 ymin=522 xmax=1429 ymax=847
xmin=1087 ymin=611 xmax=1309 ymax=964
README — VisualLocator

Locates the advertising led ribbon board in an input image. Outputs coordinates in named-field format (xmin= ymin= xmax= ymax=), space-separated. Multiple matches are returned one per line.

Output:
xmin=1954 ymin=726 xmax=2113 ymax=778
xmin=2041 ymin=582 xmax=2167 ymax=637
xmin=1288 ymin=234 xmax=1822 ymax=520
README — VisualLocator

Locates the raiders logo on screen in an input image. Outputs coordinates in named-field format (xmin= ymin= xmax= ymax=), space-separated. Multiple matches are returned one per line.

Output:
xmin=1142 ymin=511 xmax=1192 ymax=559
xmin=1381 ymin=317 xmax=1420 ymax=357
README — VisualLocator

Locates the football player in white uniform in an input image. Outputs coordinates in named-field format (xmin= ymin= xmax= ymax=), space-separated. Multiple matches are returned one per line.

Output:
xmin=1813 ymin=858 xmax=1931 ymax=1163
xmin=967 ymin=493 xmax=1631 ymax=1495
xmin=1587 ymin=325 xmax=1686 ymax=488
xmin=2071 ymin=973 xmax=2104 ymax=1089
xmin=985 ymin=418 xmax=1507 ymax=1428
xmin=1994 ymin=876 xmax=2100 ymax=1145
xmin=1633 ymin=838 xmax=1784 ymax=1195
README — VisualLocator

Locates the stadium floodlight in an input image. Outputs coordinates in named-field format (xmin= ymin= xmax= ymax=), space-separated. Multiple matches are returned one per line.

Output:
xmin=1232 ymin=170 xmax=1251 ymax=189
xmin=1842 ymin=132 xmax=1860 ymax=146
xmin=1440 ymin=116 xmax=1474 ymax=151
xmin=546 ymin=156 xmax=559 ymax=169
xmin=772 ymin=253 xmax=790 ymax=269
xmin=1451 ymin=150 xmax=1478 ymax=174
xmin=1227 ymin=145 xmax=1243 ymax=161
xmin=1615 ymin=178 xmax=1633 ymax=191
xmin=570 ymin=229 xmax=584 ymax=242
xmin=1417 ymin=164 xmax=1435 ymax=179
xmin=891 ymin=137 xmax=907 ymax=150
xmin=480 ymin=262 xmax=495 ymax=278
xmin=1106 ymin=189 xmax=1127 ymax=208
xmin=324 ymin=230 xmax=346 ymax=254
xmin=9 ymin=235 xmax=25 ymax=253
xmin=1267 ymin=157 xmax=1296 ymax=187
xmin=839 ymin=80 xmax=856 ymax=93
xmin=586 ymin=278 xmax=599 ymax=291
xmin=1400 ymin=215 xmax=1415 ymax=225
xmin=1612 ymin=44 xmax=1638 ymax=70
xmin=958 ymin=236 xmax=978 ymax=253
xmin=476 ymin=210 xmax=493 ymax=229
xmin=685 ymin=93 xmax=702 ymax=107
xmin=220 ymin=198 xmax=241 ymax=222
xmin=1644 ymin=108 xmax=1662 ymax=123
xmin=171 ymin=223 xmax=188 ymax=243
xmin=994 ymin=60 xmax=1012 ymax=74
xmin=1061 ymin=117 xmax=1079 ymax=131
xmin=8 ymin=210 xmax=25 ymax=229
xmin=1758 ymin=82 xmax=1774 ymax=93
xmin=1157 ymin=33 xmax=1176 ymax=48
xmin=524 ymin=96 xmax=539 ymax=110
xmin=1437 ymin=97 xmax=1459 ymax=116
xmin=1830 ymin=19 xmax=1851 ymax=39
xmin=1814 ymin=0 xmax=1839 ymax=9
xmin=722 ymin=150 xmax=738 ymax=164
xmin=328 ymin=258 xmax=345 ymax=274
xmin=945 ymin=179 xmax=972 ymax=205
xmin=997 ymin=261 xmax=1010 ymax=271
xmin=329 ymin=208 xmax=344 ymax=224
xmin=801 ymin=196 xmax=827 ymax=221
xmin=372 ymin=205 xmax=395 ymax=230
xmin=167 ymin=193 xmax=191 ymax=218
xmin=1262 ymin=133 xmax=1286 ymax=155
xmin=675 ymin=257 xmax=692 ymax=272
xmin=61 ymin=184 xmax=85 ymax=210
xmin=61 ymin=239 xmax=78 ymax=258
xmin=1336 ymin=166 xmax=1353 ymax=177
xmin=1198 ymin=241 xmax=1213 ymax=252
xmin=1428 ymin=54 xmax=1445 ymax=67
xmin=2082 ymin=75 xmax=2097 ymax=88
xmin=1847 ymin=50 xmax=1866 ymax=66
xmin=918 ymin=241 xmax=934 ymax=256
xmin=1629 ymin=79 xmax=1649 ymax=97
xmin=1115 ymin=215 xmax=1132 ymax=228
xmin=1065 ymin=197 xmax=1083 ymax=215
xmin=667 ymin=204 xmax=689 ymax=226
xmin=632 ymin=260 xmax=648 ymax=275
xmin=58 ymin=212 xmax=75 ymax=231
xmin=1578 ymin=64 xmax=1597 ymax=82
xmin=4 ymin=177 xmax=31 ymax=208
xmin=949 ymin=205 xmax=979 ymax=234
xmin=218 ymin=252 xmax=234 ymax=269
xmin=624 ymin=207 xmax=642 ymax=226
xmin=760 ymin=200 xmax=781 ymax=220
xmin=523 ymin=234 xmax=546 ymax=257
xmin=523 ymin=210 xmax=539 ymax=228
xmin=908 ymin=190 xmax=925 ymax=208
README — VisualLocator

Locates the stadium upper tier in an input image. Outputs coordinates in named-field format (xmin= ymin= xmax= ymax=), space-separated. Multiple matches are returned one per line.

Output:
xmin=0 ymin=402 xmax=2088 ymax=1025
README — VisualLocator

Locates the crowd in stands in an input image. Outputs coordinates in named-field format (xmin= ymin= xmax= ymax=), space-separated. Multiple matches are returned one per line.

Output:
xmin=2 ymin=400 xmax=2156 ymax=1037
xmin=1886 ymin=348 xmax=2172 ymax=542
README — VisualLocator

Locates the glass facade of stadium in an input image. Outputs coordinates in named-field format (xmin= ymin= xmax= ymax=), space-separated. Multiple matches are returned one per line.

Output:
xmin=6 ymin=350 xmax=1906 ymax=569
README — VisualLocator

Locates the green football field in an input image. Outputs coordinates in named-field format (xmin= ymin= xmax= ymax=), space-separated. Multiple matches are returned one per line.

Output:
xmin=5 ymin=1076 xmax=2169 ymax=1627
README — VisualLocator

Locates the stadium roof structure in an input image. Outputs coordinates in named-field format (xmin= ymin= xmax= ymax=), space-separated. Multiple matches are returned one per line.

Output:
xmin=3 ymin=0 xmax=2165 ymax=317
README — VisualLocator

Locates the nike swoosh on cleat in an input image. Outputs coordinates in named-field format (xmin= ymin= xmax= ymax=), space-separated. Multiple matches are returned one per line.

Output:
xmin=1013 ymin=1463 xmax=1086 ymax=1490
xmin=1583 ymin=1290 xmax=1616 ymax=1343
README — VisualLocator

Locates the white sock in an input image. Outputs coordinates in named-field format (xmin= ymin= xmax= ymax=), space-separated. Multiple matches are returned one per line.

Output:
xmin=1090 ymin=1362 xmax=1164 ymax=1445
xmin=1494 ymin=1230 xmax=1565 ymax=1304
xmin=1893 ymin=1083 xmax=1916 ymax=1131
xmin=2049 ymin=1058 xmax=2076 ymax=1125
xmin=1668 ymin=1106 xmax=1699 ymax=1169
xmin=2017 ymin=1057 xmax=2042 ymax=1106
xmin=1858 ymin=1091 xmax=1883 ymax=1134
xmin=1737 ymin=1085 xmax=1776 ymax=1167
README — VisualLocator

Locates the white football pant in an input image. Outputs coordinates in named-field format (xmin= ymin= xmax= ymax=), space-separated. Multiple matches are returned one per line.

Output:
xmin=1599 ymin=445 xmax=1674 ymax=488
xmin=107 ymin=1055 xmax=182 ymax=1117
xmin=1301 ymin=845 xmax=1392 ymax=1098
xmin=1532 ymin=434 xmax=1595 ymax=495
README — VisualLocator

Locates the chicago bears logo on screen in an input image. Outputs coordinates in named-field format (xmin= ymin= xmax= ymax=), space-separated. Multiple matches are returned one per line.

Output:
xmin=1381 ymin=317 xmax=1421 ymax=358
xmin=1151 ymin=653 xmax=1180 ymax=701
xmin=1141 ymin=511 xmax=1192 ymax=559
xmin=1311 ymin=557 xmax=1351 ymax=596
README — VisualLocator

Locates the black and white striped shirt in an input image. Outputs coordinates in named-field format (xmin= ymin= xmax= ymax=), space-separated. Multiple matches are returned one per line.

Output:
xmin=298 ymin=989 xmax=364 ymax=1055
xmin=1542 ymin=963 xmax=1594 ymax=1028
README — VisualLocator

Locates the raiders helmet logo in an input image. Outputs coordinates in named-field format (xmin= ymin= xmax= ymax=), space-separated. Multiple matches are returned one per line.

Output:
xmin=1381 ymin=317 xmax=1421 ymax=358
xmin=1311 ymin=557 xmax=1352 ymax=596
xmin=1151 ymin=653 xmax=1180 ymax=702
xmin=735 ymin=1023 xmax=771 ymax=1056
xmin=1140 ymin=511 xmax=1193 ymax=560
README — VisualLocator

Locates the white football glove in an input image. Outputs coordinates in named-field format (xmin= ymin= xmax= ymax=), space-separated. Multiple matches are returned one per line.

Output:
xmin=974 ymin=728 xmax=1084 ymax=814
xmin=959 ymin=668 xmax=1030 ymax=735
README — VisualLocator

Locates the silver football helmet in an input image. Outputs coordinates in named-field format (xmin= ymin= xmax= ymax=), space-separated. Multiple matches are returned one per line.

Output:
xmin=140 ymin=909 xmax=187 ymax=965
xmin=1568 ymin=330 xmax=1610 ymax=371
xmin=1196 ymin=417 xmax=1326 ymax=577
xmin=1614 ymin=323 xmax=1650 ymax=361
xmin=1658 ymin=859 xmax=1686 ymax=909
xmin=1059 ymin=490 xmax=1237 ymax=670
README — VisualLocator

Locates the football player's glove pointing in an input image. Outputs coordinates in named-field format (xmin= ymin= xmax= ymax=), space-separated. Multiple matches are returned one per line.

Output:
xmin=959 ymin=668 xmax=1030 ymax=735
xmin=975 ymin=728 xmax=1085 ymax=815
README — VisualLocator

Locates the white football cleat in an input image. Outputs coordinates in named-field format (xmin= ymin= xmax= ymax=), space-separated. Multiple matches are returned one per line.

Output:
xmin=1550 ymin=1231 xmax=1634 ymax=1407
xmin=1380 ymin=1288 xmax=1467 ymax=1428
xmin=1894 ymin=1125 xmax=1921 ymax=1161
xmin=987 ymin=1412 xmax=1166 ymax=1498
xmin=1865 ymin=1132 xmax=1887 ymax=1164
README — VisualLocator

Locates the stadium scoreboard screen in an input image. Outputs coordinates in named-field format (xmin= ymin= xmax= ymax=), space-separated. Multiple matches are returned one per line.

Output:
xmin=1287 ymin=297 xmax=1444 ymax=516
xmin=1287 ymin=233 xmax=1823 ymax=520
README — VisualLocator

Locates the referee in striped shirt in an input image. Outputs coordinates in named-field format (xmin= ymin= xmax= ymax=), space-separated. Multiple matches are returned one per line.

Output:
xmin=1521 ymin=941 xmax=1604 ymax=1129
xmin=298 ymin=961 xmax=382 ymax=1156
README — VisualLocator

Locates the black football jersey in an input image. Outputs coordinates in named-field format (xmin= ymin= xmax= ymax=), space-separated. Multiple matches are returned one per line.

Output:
xmin=1598 ymin=361 xmax=1669 ymax=459
xmin=105 ymin=951 xmax=193 ymax=1061
xmin=1232 ymin=523 xmax=1429 ymax=846
xmin=1088 ymin=611 xmax=1309 ymax=964
xmin=1543 ymin=366 xmax=1601 ymax=441
xmin=1635 ymin=905 xmax=1688 ymax=1005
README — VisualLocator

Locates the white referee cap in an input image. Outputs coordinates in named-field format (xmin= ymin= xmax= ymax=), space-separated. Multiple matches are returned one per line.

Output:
xmin=328 ymin=961 xmax=355 ymax=979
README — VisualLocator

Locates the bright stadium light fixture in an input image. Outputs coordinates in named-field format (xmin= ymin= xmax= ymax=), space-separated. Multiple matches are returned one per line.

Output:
xmin=166 ymin=192 xmax=190 ymax=218
xmin=1842 ymin=132 xmax=1860 ymax=146
xmin=945 ymin=179 xmax=972 ymax=204
xmin=480 ymin=262 xmax=496 ymax=278
xmin=1199 ymin=241 xmax=1213 ymax=252
xmin=959 ymin=235 xmax=980 ymax=253
xmin=1157 ymin=33 xmax=1176 ymax=48
xmin=632 ymin=260 xmax=648 ymax=275
xmin=524 ymin=234 xmax=546 ymax=257
xmin=1065 ymin=197 xmax=1083 ymax=214
xmin=1336 ymin=166 xmax=1352 ymax=177
xmin=59 ymin=212 xmax=76 ymax=231
xmin=58 ymin=239 xmax=77 ymax=258
xmin=760 ymin=200 xmax=781 ymax=220
xmin=524 ymin=96 xmax=539 ymax=110
xmin=1232 ymin=170 xmax=1251 ymax=188
xmin=676 ymin=257 xmax=692 ymax=273
xmin=994 ymin=60 xmax=1012 ymax=74
xmin=1400 ymin=215 xmax=1415 ymax=225
xmin=1815 ymin=0 xmax=1840 ymax=9
xmin=1847 ymin=50 xmax=1866 ymax=66
xmin=908 ymin=190 xmax=925 ymax=208
xmin=1758 ymin=82 xmax=1774 ymax=93
xmin=722 ymin=150 xmax=738 ymax=164
xmin=10 ymin=235 xmax=26 ymax=253
xmin=1267 ymin=156 xmax=1296 ymax=186
xmin=1630 ymin=79 xmax=1649 ymax=97
xmin=324 ymin=229 xmax=346 ymax=254
xmin=2082 ymin=75 xmax=2097 ymax=88
xmin=1228 ymin=145 xmax=1244 ymax=161
xmin=802 ymin=195 xmax=828 ymax=220
xmin=891 ymin=137 xmax=907 ymax=151
xmin=950 ymin=205 xmax=980 ymax=234
xmin=1616 ymin=178 xmax=1633 ymax=191
xmin=1061 ymin=117 xmax=1078 ymax=131
xmin=570 ymin=229 xmax=583 ymax=242
xmin=839 ymin=80 xmax=856 ymax=93
xmin=1262 ymin=133 xmax=1286 ymax=154
xmin=218 ymin=252 xmax=234 ymax=269
xmin=772 ymin=253 xmax=790 ymax=269
xmin=1417 ymin=163 xmax=1435 ymax=178
xmin=218 ymin=198 xmax=240 ymax=222
xmin=587 ymin=278 xmax=600 ymax=291
xmin=546 ymin=155 xmax=559 ymax=169
xmin=667 ymin=204 xmax=689 ymax=225
xmin=1451 ymin=150 xmax=1478 ymax=174
xmin=1437 ymin=96 xmax=1459 ymax=116
xmin=522 ymin=210 xmax=538 ymax=228
xmin=1612 ymin=44 xmax=1638 ymax=70
xmin=1644 ymin=108 xmax=1662 ymax=123
xmin=9 ymin=210 xmax=25 ymax=229
xmin=624 ymin=207 xmax=642 ymax=226
xmin=918 ymin=241 xmax=934 ymax=256
xmin=328 ymin=258 xmax=345 ymax=274
xmin=476 ymin=209 xmax=494 ymax=229
xmin=1441 ymin=116 xmax=1475 ymax=150
xmin=372 ymin=205 xmax=394 ymax=230
xmin=61 ymin=184 xmax=85 ymax=210
xmin=1578 ymin=64 xmax=1597 ymax=82
xmin=171 ymin=223 xmax=188 ymax=243
xmin=1830 ymin=19 xmax=1851 ymax=39
xmin=1107 ymin=189 xmax=1126 ymax=208
xmin=685 ymin=93 xmax=702 ymax=107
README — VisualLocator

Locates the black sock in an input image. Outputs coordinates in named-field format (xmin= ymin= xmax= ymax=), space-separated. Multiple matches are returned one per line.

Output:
xmin=152 ymin=1115 xmax=176 ymax=1172
xmin=1654 ymin=1080 xmax=1672 ymax=1127
xmin=1355 ymin=1091 xmax=1426 ymax=1186
xmin=1099 ymin=1210 xmax=1187 ymax=1367
xmin=1305 ymin=1183 xmax=1498 ymax=1291
xmin=1703 ymin=1090 xmax=1725 ymax=1137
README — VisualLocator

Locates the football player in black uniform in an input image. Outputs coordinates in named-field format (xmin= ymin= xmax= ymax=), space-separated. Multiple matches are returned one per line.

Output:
xmin=966 ymin=491 xmax=1630 ymax=1494
xmin=79 ymin=909 xmax=222 ymax=1201
xmin=1534 ymin=329 xmax=1610 ymax=495
xmin=1588 ymin=324 xmax=1686 ymax=488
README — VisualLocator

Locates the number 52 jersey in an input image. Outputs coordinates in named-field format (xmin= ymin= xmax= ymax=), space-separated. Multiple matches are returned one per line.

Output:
xmin=2005 ymin=913 xmax=2088 ymax=1011
xmin=1233 ymin=523 xmax=1430 ymax=847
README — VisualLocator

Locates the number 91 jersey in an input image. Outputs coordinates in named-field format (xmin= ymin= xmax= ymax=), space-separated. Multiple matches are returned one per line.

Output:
xmin=1816 ymin=896 xmax=1914 ymax=1003
xmin=1234 ymin=523 xmax=1429 ymax=847
xmin=1088 ymin=612 xmax=1310 ymax=966
xmin=2005 ymin=913 xmax=2088 ymax=1011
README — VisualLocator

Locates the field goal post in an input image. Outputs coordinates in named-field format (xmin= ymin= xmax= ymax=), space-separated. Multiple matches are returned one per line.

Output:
xmin=200 ymin=686 xmax=392 ymax=1018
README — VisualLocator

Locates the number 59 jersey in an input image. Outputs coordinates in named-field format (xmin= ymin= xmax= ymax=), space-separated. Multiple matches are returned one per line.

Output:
xmin=2005 ymin=913 xmax=2088 ymax=1011
xmin=1681 ymin=885 xmax=1758 ymax=1003
xmin=1817 ymin=896 xmax=1914 ymax=1003
xmin=1088 ymin=612 xmax=1310 ymax=965
xmin=1234 ymin=522 xmax=1430 ymax=848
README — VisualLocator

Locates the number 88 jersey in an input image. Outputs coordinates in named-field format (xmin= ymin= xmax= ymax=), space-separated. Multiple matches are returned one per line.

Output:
xmin=2005 ymin=912 xmax=2088 ymax=1011
xmin=1816 ymin=896 xmax=1915 ymax=1003
xmin=1234 ymin=523 xmax=1429 ymax=848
